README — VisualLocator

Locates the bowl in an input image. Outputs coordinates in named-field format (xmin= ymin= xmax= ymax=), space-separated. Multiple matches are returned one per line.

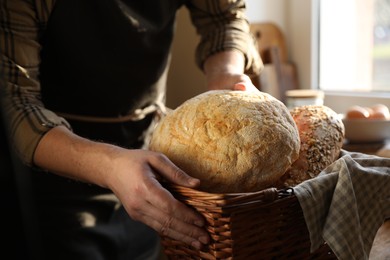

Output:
xmin=341 ymin=114 xmax=390 ymax=143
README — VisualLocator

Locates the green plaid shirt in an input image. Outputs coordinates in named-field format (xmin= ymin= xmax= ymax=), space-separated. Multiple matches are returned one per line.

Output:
xmin=0 ymin=0 xmax=262 ymax=166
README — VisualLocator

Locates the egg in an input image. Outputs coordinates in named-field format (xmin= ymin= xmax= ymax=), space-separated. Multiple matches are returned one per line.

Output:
xmin=346 ymin=105 xmax=370 ymax=119
xmin=364 ymin=107 xmax=374 ymax=116
xmin=369 ymin=104 xmax=390 ymax=120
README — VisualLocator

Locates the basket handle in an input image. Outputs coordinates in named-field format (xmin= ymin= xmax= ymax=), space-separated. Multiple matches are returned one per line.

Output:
xmin=229 ymin=187 xmax=280 ymax=204
xmin=260 ymin=187 xmax=279 ymax=202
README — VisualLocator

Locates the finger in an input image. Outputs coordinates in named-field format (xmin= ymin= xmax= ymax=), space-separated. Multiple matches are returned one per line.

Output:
xmin=127 ymin=179 xmax=210 ymax=246
xmin=234 ymin=82 xmax=246 ymax=91
xmin=143 ymin=213 xmax=209 ymax=250
xmin=134 ymin=199 xmax=210 ymax=249
xmin=144 ymin=177 xmax=206 ymax=227
xmin=149 ymin=152 xmax=200 ymax=188
xmin=231 ymin=73 xmax=257 ymax=90
xmin=234 ymin=82 xmax=260 ymax=93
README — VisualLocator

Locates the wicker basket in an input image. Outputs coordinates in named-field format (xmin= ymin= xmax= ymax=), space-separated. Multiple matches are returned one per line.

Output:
xmin=161 ymin=183 xmax=336 ymax=260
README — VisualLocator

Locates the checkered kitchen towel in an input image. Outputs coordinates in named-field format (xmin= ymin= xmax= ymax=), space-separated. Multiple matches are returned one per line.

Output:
xmin=294 ymin=150 xmax=390 ymax=260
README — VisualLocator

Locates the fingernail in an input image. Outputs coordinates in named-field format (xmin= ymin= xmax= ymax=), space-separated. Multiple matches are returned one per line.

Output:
xmin=199 ymin=236 xmax=209 ymax=244
xmin=234 ymin=83 xmax=246 ymax=90
xmin=194 ymin=220 xmax=204 ymax=227
xmin=191 ymin=240 xmax=202 ymax=249
xmin=188 ymin=178 xmax=200 ymax=186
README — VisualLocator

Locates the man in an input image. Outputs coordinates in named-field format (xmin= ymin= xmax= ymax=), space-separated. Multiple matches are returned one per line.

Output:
xmin=0 ymin=0 xmax=262 ymax=259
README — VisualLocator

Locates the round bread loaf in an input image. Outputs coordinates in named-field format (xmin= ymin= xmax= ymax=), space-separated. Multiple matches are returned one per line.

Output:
xmin=149 ymin=90 xmax=300 ymax=193
xmin=280 ymin=105 xmax=345 ymax=187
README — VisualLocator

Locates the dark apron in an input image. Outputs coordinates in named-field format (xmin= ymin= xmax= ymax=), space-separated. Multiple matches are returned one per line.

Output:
xmin=30 ymin=0 xmax=183 ymax=259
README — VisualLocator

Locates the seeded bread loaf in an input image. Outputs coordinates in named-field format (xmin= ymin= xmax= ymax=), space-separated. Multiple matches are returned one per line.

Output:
xmin=280 ymin=105 xmax=345 ymax=187
xmin=149 ymin=90 xmax=300 ymax=193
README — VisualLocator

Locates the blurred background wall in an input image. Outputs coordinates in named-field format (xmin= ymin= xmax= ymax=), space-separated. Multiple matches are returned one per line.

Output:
xmin=166 ymin=0 xmax=315 ymax=109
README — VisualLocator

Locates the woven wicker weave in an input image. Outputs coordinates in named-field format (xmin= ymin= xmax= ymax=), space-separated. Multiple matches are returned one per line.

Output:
xmin=161 ymin=184 xmax=336 ymax=260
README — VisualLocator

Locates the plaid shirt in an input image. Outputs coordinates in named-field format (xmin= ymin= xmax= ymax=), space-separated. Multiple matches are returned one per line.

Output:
xmin=295 ymin=150 xmax=390 ymax=260
xmin=0 ymin=0 xmax=263 ymax=166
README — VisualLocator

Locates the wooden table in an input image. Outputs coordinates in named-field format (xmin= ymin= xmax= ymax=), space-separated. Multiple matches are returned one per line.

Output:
xmin=370 ymin=220 xmax=390 ymax=260
xmin=342 ymin=139 xmax=390 ymax=156
xmin=343 ymin=140 xmax=390 ymax=259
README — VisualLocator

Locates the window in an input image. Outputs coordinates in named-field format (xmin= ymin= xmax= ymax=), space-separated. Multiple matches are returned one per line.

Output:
xmin=319 ymin=0 xmax=390 ymax=93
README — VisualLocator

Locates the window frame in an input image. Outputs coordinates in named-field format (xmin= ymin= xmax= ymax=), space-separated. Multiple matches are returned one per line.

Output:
xmin=297 ymin=0 xmax=390 ymax=113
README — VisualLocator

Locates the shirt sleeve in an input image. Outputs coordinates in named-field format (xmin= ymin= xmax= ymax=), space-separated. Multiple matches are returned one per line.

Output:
xmin=0 ymin=0 xmax=71 ymax=166
xmin=186 ymin=0 xmax=263 ymax=77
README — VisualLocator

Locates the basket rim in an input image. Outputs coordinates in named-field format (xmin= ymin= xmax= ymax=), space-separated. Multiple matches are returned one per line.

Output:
xmin=163 ymin=182 xmax=295 ymax=207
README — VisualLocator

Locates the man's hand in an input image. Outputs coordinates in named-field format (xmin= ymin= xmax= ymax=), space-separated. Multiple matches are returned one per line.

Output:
xmin=34 ymin=126 xmax=210 ymax=250
xmin=107 ymin=149 xmax=210 ymax=250
xmin=204 ymin=50 xmax=260 ymax=93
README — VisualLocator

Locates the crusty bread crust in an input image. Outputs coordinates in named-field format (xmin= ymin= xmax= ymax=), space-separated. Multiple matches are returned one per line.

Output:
xmin=149 ymin=90 xmax=300 ymax=193
xmin=280 ymin=105 xmax=345 ymax=187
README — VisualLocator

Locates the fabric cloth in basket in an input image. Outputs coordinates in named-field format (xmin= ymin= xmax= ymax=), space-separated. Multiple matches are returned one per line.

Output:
xmin=295 ymin=150 xmax=390 ymax=260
